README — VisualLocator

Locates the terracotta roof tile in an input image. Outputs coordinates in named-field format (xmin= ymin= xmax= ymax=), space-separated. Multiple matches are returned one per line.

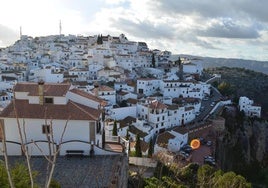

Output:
xmin=0 ymin=100 xmax=101 ymax=121
xmin=156 ymin=132 xmax=175 ymax=148
xmin=118 ymin=116 xmax=136 ymax=128
xmin=173 ymin=127 xmax=188 ymax=135
xmin=14 ymin=82 xmax=71 ymax=96
xmin=91 ymin=85 xmax=114 ymax=92
xmin=126 ymin=98 xmax=138 ymax=104
xmin=129 ymin=125 xmax=148 ymax=138
xmin=148 ymin=100 xmax=167 ymax=109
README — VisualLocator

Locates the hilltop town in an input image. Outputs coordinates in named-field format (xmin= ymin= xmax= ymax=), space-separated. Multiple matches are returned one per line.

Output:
xmin=0 ymin=34 xmax=260 ymax=187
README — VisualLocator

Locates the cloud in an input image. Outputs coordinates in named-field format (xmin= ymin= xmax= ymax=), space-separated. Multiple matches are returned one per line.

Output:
xmin=148 ymin=0 xmax=268 ymax=23
xmin=111 ymin=18 xmax=175 ymax=39
xmin=0 ymin=25 xmax=18 ymax=47
xmin=197 ymin=19 xmax=260 ymax=39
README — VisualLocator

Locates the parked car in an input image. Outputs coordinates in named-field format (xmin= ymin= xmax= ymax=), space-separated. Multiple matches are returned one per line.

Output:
xmin=204 ymin=159 xmax=216 ymax=166
xmin=199 ymin=137 xmax=206 ymax=145
xmin=206 ymin=140 xmax=212 ymax=146
xmin=204 ymin=156 xmax=215 ymax=162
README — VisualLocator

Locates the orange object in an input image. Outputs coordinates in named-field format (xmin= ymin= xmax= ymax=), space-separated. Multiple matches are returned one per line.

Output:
xmin=190 ymin=139 xmax=200 ymax=149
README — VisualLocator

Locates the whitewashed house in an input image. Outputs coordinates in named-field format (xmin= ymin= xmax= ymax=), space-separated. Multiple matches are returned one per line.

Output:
xmin=137 ymin=98 xmax=170 ymax=134
xmin=0 ymin=82 xmax=123 ymax=156
xmin=136 ymin=78 xmax=161 ymax=96
xmin=114 ymin=82 xmax=136 ymax=92
xmin=91 ymin=85 xmax=116 ymax=106
xmin=28 ymin=65 xmax=64 ymax=83
xmin=239 ymin=96 xmax=261 ymax=118
xmin=154 ymin=127 xmax=188 ymax=153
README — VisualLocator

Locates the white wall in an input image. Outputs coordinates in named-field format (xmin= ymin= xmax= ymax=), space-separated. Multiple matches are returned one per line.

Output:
xmin=109 ymin=106 xmax=136 ymax=120
xmin=2 ymin=118 xmax=96 ymax=155
xmin=0 ymin=142 xmax=22 ymax=156
xmin=66 ymin=91 xmax=100 ymax=109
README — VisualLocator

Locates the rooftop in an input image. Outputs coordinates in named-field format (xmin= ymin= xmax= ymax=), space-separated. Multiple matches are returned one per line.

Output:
xmin=156 ymin=132 xmax=175 ymax=148
xmin=14 ymin=82 xmax=71 ymax=96
xmin=0 ymin=100 xmax=101 ymax=121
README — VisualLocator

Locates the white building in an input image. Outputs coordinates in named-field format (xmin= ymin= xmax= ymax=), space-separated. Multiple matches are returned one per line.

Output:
xmin=239 ymin=96 xmax=261 ymax=118
xmin=161 ymin=80 xmax=210 ymax=99
xmin=91 ymin=85 xmax=116 ymax=106
xmin=154 ymin=126 xmax=188 ymax=153
xmin=0 ymin=82 xmax=123 ymax=156
xmin=28 ymin=65 xmax=64 ymax=83
xmin=137 ymin=78 xmax=161 ymax=96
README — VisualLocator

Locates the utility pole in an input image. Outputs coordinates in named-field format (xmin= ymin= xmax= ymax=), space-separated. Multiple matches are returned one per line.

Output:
xmin=20 ymin=26 xmax=22 ymax=39
xmin=59 ymin=20 xmax=62 ymax=36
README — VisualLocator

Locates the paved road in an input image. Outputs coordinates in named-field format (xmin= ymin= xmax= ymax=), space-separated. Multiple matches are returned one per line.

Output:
xmin=196 ymin=86 xmax=222 ymax=122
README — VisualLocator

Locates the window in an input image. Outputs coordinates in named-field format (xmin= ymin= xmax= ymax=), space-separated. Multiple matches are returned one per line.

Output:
xmin=162 ymin=116 xmax=165 ymax=120
xmin=42 ymin=125 xmax=51 ymax=134
xmin=45 ymin=97 xmax=53 ymax=104
xmin=157 ymin=117 xmax=160 ymax=121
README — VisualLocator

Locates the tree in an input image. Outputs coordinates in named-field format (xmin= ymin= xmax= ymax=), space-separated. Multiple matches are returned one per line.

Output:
xmin=97 ymin=34 xmax=103 ymax=45
xmin=126 ymin=129 xmax=130 ymax=141
xmin=135 ymin=134 xmax=142 ymax=157
xmin=102 ymin=127 xmax=105 ymax=148
xmin=197 ymin=164 xmax=216 ymax=188
xmin=152 ymin=54 xmax=156 ymax=68
xmin=112 ymin=120 xmax=117 ymax=136
xmin=218 ymin=81 xmax=232 ymax=96
xmin=0 ymin=162 xmax=39 ymax=188
xmin=214 ymin=171 xmax=251 ymax=188
xmin=148 ymin=139 xmax=154 ymax=158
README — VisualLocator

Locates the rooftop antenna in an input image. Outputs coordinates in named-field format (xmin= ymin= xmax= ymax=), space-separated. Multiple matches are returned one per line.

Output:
xmin=20 ymin=26 xmax=22 ymax=39
xmin=59 ymin=20 xmax=62 ymax=36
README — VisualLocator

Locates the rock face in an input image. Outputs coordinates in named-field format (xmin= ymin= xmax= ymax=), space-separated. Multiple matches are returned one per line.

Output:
xmin=216 ymin=107 xmax=268 ymax=172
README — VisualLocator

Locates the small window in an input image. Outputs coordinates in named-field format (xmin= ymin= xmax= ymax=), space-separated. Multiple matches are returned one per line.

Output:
xmin=45 ymin=97 xmax=54 ymax=104
xmin=42 ymin=125 xmax=51 ymax=134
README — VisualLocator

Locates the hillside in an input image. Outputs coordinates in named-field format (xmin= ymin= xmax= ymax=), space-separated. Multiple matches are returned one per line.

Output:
xmin=204 ymin=67 xmax=268 ymax=117
xmin=172 ymin=55 xmax=268 ymax=74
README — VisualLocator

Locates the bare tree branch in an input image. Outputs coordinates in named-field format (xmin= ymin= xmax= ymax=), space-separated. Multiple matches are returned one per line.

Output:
xmin=31 ymin=140 xmax=53 ymax=164
xmin=0 ymin=120 xmax=15 ymax=188
xmin=13 ymin=102 xmax=34 ymax=188
xmin=46 ymin=117 xmax=70 ymax=188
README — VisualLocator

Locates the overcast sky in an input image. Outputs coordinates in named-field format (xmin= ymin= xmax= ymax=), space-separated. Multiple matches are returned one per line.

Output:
xmin=0 ymin=0 xmax=268 ymax=61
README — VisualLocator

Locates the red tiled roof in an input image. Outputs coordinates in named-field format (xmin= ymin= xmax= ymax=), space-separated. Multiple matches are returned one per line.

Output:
xmin=126 ymin=98 xmax=138 ymax=104
xmin=118 ymin=116 xmax=136 ymax=128
xmin=148 ymin=100 xmax=167 ymax=109
xmin=173 ymin=127 xmax=188 ymax=135
xmin=0 ymin=99 xmax=101 ymax=121
xmin=156 ymin=132 xmax=175 ymax=148
xmin=91 ymin=85 xmax=114 ymax=92
xmin=14 ymin=82 xmax=71 ymax=96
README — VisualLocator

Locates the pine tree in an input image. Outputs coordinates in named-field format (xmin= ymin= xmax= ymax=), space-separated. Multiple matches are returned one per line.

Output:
xmin=102 ymin=127 xmax=105 ymax=148
xmin=152 ymin=54 xmax=156 ymax=68
xmin=126 ymin=129 xmax=130 ymax=140
xmin=112 ymin=120 xmax=117 ymax=136
xmin=148 ymin=138 xmax=154 ymax=157
xmin=135 ymin=134 xmax=142 ymax=157
xmin=97 ymin=34 xmax=103 ymax=45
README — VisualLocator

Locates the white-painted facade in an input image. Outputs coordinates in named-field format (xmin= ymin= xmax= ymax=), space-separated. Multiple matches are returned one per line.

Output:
xmin=239 ymin=96 xmax=261 ymax=118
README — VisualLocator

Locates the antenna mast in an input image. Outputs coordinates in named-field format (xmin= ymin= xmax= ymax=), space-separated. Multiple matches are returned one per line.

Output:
xmin=59 ymin=20 xmax=62 ymax=36
xmin=20 ymin=26 xmax=22 ymax=39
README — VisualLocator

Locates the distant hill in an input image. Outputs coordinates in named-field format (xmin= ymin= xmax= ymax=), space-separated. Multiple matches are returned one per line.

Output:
xmin=171 ymin=54 xmax=268 ymax=74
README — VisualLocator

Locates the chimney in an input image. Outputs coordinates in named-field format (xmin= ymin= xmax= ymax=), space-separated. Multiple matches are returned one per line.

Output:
xmin=38 ymin=80 xmax=45 ymax=105
xmin=93 ymin=82 xmax=99 ymax=96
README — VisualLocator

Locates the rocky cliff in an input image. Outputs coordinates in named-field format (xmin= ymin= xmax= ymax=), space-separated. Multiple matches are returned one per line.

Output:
xmin=216 ymin=106 xmax=268 ymax=186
